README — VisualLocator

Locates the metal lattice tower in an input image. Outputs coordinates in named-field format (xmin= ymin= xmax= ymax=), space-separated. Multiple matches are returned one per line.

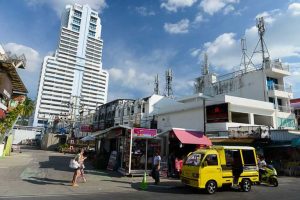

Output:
xmin=247 ymin=17 xmax=270 ymax=69
xmin=240 ymin=37 xmax=254 ymax=72
xmin=154 ymin=74 xmax=160 ymax=95
xmin=202 ymin=53 xmax=209 ymax=75
xmin=164 ymin=69 xmax=173 ymax=98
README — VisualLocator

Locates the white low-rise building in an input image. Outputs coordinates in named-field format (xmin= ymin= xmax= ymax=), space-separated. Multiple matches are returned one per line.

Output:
xmin=156 ymin=94 xmax=277 ymax=135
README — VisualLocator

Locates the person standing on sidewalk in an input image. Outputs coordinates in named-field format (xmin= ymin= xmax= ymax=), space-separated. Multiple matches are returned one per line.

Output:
xmin=152 ymin=151 xmax=161 ymax=185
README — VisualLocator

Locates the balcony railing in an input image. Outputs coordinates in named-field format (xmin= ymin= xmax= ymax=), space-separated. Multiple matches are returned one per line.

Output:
xmin=278 ymin=105 xmax=291 ymax=113
xmin=265 ymin=59 xmax=289 ymax=72
xmin=267 ymin=83 xmax=292 ymax=93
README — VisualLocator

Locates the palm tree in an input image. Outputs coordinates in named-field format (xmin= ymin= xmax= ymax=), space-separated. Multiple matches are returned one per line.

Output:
xmin=19 ymin=98 xmax=35 ymax=126
xmin=0 ymin=97 xmax=35 ymax=143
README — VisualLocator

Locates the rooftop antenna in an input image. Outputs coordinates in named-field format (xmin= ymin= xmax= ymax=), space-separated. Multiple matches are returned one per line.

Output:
xmin=240 ymin=37 xmax=254 ymax=72
xmin=164 ymin=68 xmax=173 ymax=98
xmin=202 ymin=53 xmax=209 ymax=75
xmin=154 ymin=74 xmax=159 ymax=95
xmin=247 ymin=17 xmax=270 ymax=69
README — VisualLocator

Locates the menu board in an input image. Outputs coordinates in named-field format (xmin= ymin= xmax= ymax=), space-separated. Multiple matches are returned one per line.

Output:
xmin=107 ymin=151 xmax=117 ymax=171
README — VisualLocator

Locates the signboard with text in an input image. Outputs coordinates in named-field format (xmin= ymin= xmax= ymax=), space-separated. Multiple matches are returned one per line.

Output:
xmin=206 ymin=103 xmax=229 ymax=123
xmin=132 ymin=128 xmax=157 ymax=138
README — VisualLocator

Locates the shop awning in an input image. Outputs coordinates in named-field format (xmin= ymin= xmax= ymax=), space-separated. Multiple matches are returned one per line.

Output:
xmin=172 ymin=128 xmax=212 ymax=146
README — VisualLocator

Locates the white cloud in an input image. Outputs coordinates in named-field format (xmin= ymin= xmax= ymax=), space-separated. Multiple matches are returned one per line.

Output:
xmin=193 ymin=13 xmax=204 ymax=23
xmin=223 ymin=5 xmax=235 ymax=15
xmin=164 ymin=19 xmax=190 ymax=34
xmin=285 ymin=63 xmax=300 ymax=95
xmin=194 ymin=2 xmax=300 ymax=73
xmin=105 ymin=42 xmax=178 ymax=100
xmin=200 ymin=0 xmax=239 ymax=15
xmin=256 ymin=9 xmax=281 ymax=24
xmin=135 ymin=6 xmax=155 ymax=16
xmin=288 ymin=3 xmax=300 ymax=16
xmin=190 ymin=48 xmax=202 ymax=57
xmin=108 ymin=67 xmax=153 ymax=91
xmin=161 ymin=0 xmax=198 ymax=12
xmin=202 ymin=33 xmax=240 ymax=70
xmin=3 ymin=43 xmax=42 ymax=72
xmin=26 ymin=0 xmax=107 ymax=17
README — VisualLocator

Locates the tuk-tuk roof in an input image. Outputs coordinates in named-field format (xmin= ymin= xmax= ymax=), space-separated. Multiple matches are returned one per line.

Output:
xmin=213 ymin=145 xmax=255 ymax=150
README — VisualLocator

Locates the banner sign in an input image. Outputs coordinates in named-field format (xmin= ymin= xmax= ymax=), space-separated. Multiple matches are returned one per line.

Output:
xmin=206 ymin=103 xmax=229 ymax=123
xmin=133 ymin=128 xmax=157 ymax=138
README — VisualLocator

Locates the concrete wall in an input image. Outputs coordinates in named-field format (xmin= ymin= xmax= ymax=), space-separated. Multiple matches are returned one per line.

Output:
xmin=156 ymin=94 xmax=276 ymax=133
xmin=215 ymin=70 xmax=266 ymax=101
xmin=41 ymin=133 xmax=60 ymax=150
xmin=12 ymin=129 xmax=39 ymax=145
xmin=157 ymin=105 xmax=203 ymax=132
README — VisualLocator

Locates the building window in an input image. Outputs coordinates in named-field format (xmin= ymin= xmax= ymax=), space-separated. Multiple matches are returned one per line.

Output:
xmin=73 ymin=18 xmax=81 ymax=25
xmin=74 ymin=10 xmax=82 ymax=18
xmin=88 ymin=30 xmax=95 ymax=37
xmin=89 ymin=24 xmax=96 ymax=30
xmin=90 ymin=17 xmax=97 ymax=24
xmin=267 ymin=77 xmax=278 ymax=90
xmin=72 ymin=25 xmax=80 ymax=32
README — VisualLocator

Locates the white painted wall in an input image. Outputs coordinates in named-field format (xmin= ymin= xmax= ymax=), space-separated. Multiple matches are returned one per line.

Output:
xmin=156 ymin=94 xmax=276 ymax=133
xmin=12 ymin=129 xmax=39 ymax=145
xmin=221 ymin=71 xmax=266 ymax=101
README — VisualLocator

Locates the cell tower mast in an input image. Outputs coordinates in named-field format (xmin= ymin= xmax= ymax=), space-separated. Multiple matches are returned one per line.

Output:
xmin=165 ymin=68 xmax=173 ymax=98
xmin=240 ymin=37 xmax=254 ymax=72
xmin=247 ymin=17 xmax=270 ymax=69
xmin=154 ymin=74 xmax=159 ymax=95
xmin=202 ymin=53 xmax=209 ymax=75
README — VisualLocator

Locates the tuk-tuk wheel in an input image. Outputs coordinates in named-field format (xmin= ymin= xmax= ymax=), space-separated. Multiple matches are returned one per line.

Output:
xmin=241 ymin=179 xmax=251 ymax=192
xmin=205 ymin=180 xmax=217 ymax=194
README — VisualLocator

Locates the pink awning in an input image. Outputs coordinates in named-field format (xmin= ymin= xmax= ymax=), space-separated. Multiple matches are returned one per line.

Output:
xmin=172 ymin=128 xmax=212 ymax=146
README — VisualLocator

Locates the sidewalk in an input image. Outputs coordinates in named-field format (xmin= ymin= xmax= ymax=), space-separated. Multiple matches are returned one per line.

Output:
xmin=0 ymin=148 xmax=184 ymax=198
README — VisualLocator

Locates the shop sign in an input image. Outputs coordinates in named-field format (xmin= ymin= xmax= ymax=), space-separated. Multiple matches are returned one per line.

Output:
xmin=133 ymin=128 xmax=157 ymax=138
xmin=206 ymin=103 xmax=229 ymax=123
xmin=228 ymin=126 xmax=269 ymax=139
xmin=81 ymin=125 xmax=93 ymax=132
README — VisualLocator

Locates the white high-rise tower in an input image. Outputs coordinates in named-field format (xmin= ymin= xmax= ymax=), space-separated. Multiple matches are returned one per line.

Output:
xmin=33 ymin=4 xmax=109 ymax=127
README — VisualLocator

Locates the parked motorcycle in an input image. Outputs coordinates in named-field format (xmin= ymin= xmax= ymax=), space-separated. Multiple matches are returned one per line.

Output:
xmin=259 ymin=165 xmax=278 ymax=187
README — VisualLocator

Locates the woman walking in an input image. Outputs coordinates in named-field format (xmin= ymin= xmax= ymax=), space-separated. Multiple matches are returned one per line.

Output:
xmin=71 ymin=149 xmax=87 ymax=186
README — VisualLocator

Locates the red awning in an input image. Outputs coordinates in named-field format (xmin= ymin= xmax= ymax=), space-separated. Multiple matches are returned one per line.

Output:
xmin=172 ymin=128 xmax=212 ymax=146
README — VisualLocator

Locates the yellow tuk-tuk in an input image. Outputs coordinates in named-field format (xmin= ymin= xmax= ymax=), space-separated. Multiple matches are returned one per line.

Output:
xmin=181 ymin=146 xmax=259 ymax=194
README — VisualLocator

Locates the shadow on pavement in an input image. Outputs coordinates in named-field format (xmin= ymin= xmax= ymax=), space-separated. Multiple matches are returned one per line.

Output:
xmin=23 ymin=177 xmax=71 ymax=186
xmin=39 ymin=156 xmax=74 ymax=172
xmin=85 ymin=169 xmax=123 ymax=178
xmin=130 ymin=182 xmax=205 ymax=194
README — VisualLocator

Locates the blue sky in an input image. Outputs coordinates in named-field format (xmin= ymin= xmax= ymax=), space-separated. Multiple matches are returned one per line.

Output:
xmin=0 ymin=0 xmax=300 ymax=101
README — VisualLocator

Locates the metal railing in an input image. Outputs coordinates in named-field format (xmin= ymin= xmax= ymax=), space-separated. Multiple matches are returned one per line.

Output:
xmin=265 ymin=59 xmax=289 ymax=71
xmin=267 ymin=83 xmax=292 ymax=93
xmin=278 ymin=105 xmax=291 ymax=113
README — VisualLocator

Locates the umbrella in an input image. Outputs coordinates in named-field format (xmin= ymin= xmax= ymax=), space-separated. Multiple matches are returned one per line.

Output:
xmin=80 ymin=135 xmax=95 ymax=142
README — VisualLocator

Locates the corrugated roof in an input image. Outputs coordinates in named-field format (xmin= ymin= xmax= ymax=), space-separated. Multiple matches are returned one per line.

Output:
xmin=0 ymin=61 xmax=27 ymax=94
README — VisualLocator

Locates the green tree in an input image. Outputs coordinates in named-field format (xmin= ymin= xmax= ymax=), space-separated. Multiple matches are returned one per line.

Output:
xmin=0 ymin=97 xmax=35 ymax=143
xmin=18 ymin=98 xmax=35 ymax=126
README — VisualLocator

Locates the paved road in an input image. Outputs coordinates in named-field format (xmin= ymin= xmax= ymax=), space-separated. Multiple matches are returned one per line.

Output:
xmin=0 ymin=147 xmax=299 ymax=200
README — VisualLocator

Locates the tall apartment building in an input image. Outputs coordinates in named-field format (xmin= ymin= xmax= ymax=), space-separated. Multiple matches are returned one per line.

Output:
xmin=33 ymin=4 xmax=109 ymax=127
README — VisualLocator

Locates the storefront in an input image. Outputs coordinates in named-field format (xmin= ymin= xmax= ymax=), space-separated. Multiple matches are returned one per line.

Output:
xmin=95 ymin=126 xmax=160 ymax=175
xmin=157 ymin=128 xmax=212 ymax=177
